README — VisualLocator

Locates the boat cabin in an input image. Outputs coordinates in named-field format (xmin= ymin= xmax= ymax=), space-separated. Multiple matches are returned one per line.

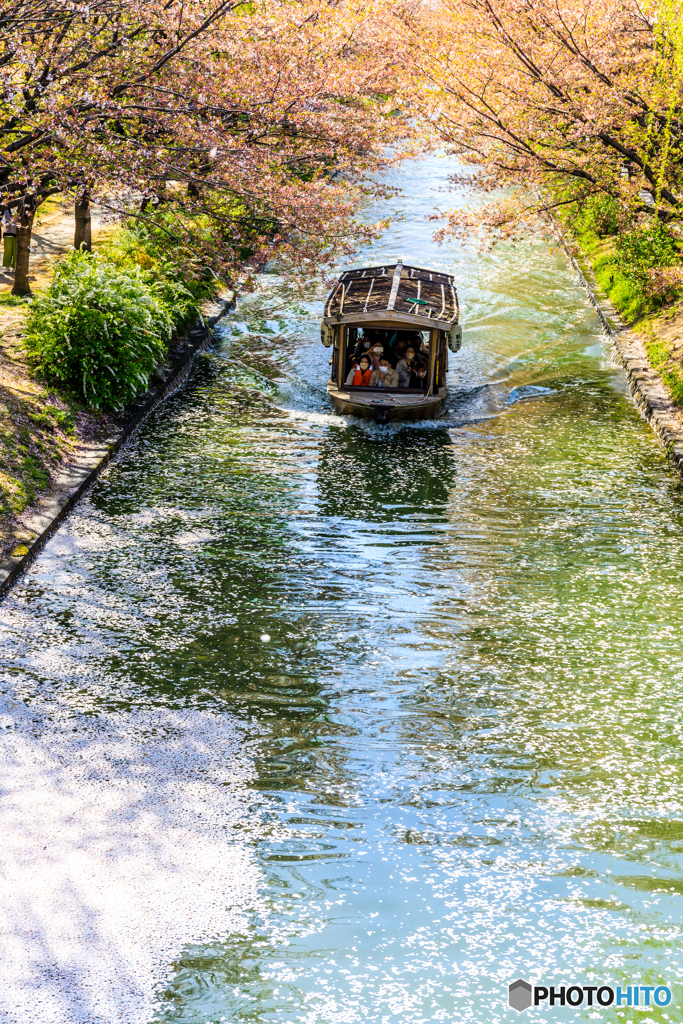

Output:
xmin=321 ymin=261 xmax=461 ymax=421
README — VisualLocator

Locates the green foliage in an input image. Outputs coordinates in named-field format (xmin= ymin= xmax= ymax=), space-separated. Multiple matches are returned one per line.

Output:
xmin=644 ymin=336 xmax=683 ymax=405
xmin=22 ymin=211 xmax=221 ymax=418
xmin=101 ymin=216 xmax=217 ymax=332
xmin=563 ymin=203 xmax=683 ymax=321
xmin=24 ymin=405 xmax=74 ymax=435
xmin=24 ymin=249 xmax=173 ymax=411
xmin=574 ymin=194 xmax=621 ymax=237
xmin=615 ymin=222 xmax=680 ymax=287
xmin=22 ymin=454 xmax=49 ymax=493
xmin=28 ymin=410 xmax=53 ymax=430
xmin=592 ymin=251 xmax=654 ymax=321
xmin=0 ymin=293 xmax=27 ymax=307
xmin=47 ymin=406 xmax=74 ymax=433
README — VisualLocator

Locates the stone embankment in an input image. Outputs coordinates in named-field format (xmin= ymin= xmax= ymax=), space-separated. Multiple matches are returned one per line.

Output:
xmin=561 ymin=239 xmax=683 ymax=477
xmin=0 ymin=288 xmax=236 ymax=600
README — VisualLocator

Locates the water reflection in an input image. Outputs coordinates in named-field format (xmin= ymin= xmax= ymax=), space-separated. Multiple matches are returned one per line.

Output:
xmin=315 ymin=426 xmax=455 ymax=520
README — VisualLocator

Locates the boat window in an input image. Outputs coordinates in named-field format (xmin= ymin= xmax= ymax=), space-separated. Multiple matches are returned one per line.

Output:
xmin=344 ymin=328 xmax=428 ymax=386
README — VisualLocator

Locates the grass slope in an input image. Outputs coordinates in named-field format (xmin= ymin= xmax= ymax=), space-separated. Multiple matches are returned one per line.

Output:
xmin=0 ymin=294 xmax=109 ymax=554
xmin=570 ymin=226 xmax=683 ymax=407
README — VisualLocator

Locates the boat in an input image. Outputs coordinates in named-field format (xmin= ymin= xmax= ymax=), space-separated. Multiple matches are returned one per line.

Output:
xmin=321 ymin=260 xmax=462 ymax=422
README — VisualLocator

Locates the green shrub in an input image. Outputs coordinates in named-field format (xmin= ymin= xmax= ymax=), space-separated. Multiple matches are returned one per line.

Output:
xmin=28 ymin=411 xmax=53 ymax=430
xmin=25 ymin=249 xmax=173 ymax=411
xmin=102 ymin=218 xmax=216 ymax=331
xmin=609 ymin=278 xmax=644 ymax=317
xmin=644 ymin=336 xmax=683 ymax=405
xmin=592 ymin=260 xmax=653 ymax=321
xmin=615 ymin=222 xmax=680 ymax=288
xmin=575 ymin=194 xmax=621 ymax=237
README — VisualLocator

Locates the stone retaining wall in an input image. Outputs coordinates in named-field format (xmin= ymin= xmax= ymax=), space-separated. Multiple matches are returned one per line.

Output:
xmin=0 ymin=288 xmax=235 ymax=600
xmin=561 ymin=240 xmax=683 ymax=476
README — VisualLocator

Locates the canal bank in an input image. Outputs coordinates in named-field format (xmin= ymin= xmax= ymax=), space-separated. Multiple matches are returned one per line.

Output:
xmin=2 ymin=153 xmax=683 ymax=1024
xmin=557 ymin=232 xmax=683 ymax=477
xmin=0 ymin=286 xmax=236 ymax=600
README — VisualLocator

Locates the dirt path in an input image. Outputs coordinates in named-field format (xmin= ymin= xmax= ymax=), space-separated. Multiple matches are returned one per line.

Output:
xmin=0 ymin=204 xmax=113 ymax=293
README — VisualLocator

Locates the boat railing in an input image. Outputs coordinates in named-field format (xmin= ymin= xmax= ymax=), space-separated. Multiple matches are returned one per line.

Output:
xmin=342 ymin=385 xmax=438 ymax=395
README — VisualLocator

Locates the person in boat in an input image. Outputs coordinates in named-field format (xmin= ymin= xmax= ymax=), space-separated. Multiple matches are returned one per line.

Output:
xmin=346 ymin=355 xmax=372 ymax=387
xmin=353 ymin=330 xmax=374 ymax=361
xmin=388 ymin=337 xmax=408 ymax=368
xmin=369 ymin=341 xmax=385 ymax=371
xmin=396 ymin=345 xmax=417 ymax=387
xmin=391 ymin=329 xmax=421 ymax=351
xmin=409 ymin=359 xmax=429 ymax=390
xmin=369 ymin=358 xmax=398 ymax=388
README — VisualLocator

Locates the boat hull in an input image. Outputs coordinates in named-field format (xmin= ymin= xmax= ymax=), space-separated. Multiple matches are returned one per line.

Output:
xmin=328 ymin=384 xmax=445 ymax=423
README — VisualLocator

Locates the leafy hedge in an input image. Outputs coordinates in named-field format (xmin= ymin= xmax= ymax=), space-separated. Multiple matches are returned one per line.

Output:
xmin=24 ymin=214 xmax=225 ymax=412
xmin=563 ymin=198 xmax=683 ymax=321
xmin=572 ymin=194 xmax=621 ymax=238
xmin=103 ymin=218 xmax=216 ymax=332
xmin=614 ymin=222 xmax=680 ymax=288
xmin=25 ymin=249 xmax=174 ymax=411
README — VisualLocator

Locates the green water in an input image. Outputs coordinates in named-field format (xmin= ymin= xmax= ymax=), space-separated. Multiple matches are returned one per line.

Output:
xmin=3 ymin=154 xmax=683 ymax=1022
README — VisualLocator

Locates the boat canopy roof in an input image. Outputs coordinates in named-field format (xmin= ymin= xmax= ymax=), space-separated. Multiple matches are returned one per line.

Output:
xmin=322 ymin=262 xmax=459 ymax=330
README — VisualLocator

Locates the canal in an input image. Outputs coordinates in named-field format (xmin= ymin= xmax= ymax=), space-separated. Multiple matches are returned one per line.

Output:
xmin=2 ymin=154 xmax=683 ymax=1023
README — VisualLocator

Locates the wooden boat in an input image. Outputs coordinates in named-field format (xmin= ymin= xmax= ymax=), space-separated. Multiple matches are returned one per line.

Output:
xmin=321 ymin=260 xmax=462 ymax=422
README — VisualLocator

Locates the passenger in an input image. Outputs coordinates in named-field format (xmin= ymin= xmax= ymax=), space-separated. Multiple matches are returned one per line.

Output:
xmin=396 ymin=345 xmax=416 ymax=387
xmin=402 ymin=331 xmax=425 ymax=356
xmin=386 ymin=332 xmax=403 ymax=366
xmin=409 ymin=360 xmax=429 ymax=391
xmin=387 ymin=337 xmax=407 ymax=368
xmin=346 ymin=355 xmax=372 ymax=386
xmin=369 ymin=341 xmax=385 ymax=371
xmin=395 ymin=335 xmax=421 ymax=356
xmin=370 ymin=357 xmax=398 ymax=388
xmin=353 ymin=331 xmax=374 ymax=360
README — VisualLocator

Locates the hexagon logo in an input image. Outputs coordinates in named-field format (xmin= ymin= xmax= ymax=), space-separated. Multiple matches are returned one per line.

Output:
xmin=509 ymin=979 xmax=533 ymax=1012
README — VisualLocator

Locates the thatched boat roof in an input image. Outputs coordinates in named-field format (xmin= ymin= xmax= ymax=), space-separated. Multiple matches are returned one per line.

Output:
xmin=322 ymin=262 xmax=459 ymax=330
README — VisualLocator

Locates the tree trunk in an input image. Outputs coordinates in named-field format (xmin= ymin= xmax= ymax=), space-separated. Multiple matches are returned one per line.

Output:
xmin=11 ymin=210 xmax=35 ymax=297
xmin=74 ymin=194 xmax=91 ymax=251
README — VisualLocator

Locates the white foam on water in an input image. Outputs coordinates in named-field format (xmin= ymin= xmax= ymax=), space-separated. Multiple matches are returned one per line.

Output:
xmin=281 ymin=404 xmax=500 ymax=434
xmin=0 ymin=705 xmax=262 ymax=1024
xmin=284 ymin=407 xmax=346 ymax=428
xmin=507 ymin=384 xmax=557 ymax=404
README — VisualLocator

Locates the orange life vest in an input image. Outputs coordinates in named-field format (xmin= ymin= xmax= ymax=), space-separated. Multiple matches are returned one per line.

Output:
xmin=353 ymin=367 xmax=372 ymax=386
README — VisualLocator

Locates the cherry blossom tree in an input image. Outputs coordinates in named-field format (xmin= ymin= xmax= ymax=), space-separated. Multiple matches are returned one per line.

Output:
xmin=0 ymin=0 xmax=411 ymax=293
xmin=399 ymin=0 xmax=683 ymax=239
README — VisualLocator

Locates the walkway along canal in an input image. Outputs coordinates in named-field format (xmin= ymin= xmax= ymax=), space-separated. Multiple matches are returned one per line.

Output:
xmin=1 ymin=154 xmax=683 ymax=1023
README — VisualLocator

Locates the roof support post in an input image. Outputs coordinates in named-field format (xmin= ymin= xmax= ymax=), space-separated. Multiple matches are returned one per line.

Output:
xmin=336 ymin=325 xmax=347 ymax=390
xmin=428 ymin=329 xmax=437 ymax=396
xmin=386 ymin=263 xmax=404 ymax=311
